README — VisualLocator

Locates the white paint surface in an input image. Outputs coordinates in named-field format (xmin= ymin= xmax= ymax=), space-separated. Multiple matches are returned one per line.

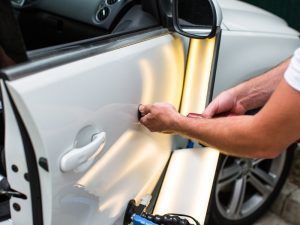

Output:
xmin=6 ymin=34 xmax=185 ymax=225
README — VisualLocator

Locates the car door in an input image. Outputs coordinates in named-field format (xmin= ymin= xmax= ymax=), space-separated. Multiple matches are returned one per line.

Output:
xmin=0 ymin=1 xmax=187 ymax=225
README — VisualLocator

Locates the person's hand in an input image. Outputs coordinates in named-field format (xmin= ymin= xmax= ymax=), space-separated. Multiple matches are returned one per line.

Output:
xmin=139 ymin=103 xmax=182 ymax=133
xmin=203 ymin=89 xmax=247 ymax=118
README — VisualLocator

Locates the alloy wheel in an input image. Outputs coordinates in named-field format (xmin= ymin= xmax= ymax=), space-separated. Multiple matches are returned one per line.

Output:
xmin=215 ymin=153 xmax=286 ymax=220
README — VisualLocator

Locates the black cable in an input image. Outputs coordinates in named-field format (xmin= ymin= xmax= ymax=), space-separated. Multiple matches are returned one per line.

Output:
xmin=166 ymin=214 xmax=200 ymax=225
xmin=142 ymin=213 xmax=201 ymax=225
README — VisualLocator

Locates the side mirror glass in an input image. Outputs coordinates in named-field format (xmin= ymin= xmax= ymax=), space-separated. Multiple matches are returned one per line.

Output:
xmin=173 ymin=0 xmax=221 ymax=39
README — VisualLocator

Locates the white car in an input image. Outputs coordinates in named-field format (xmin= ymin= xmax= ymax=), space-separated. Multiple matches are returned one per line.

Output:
xmin=0 ymin=0 xmax=298 ymax=225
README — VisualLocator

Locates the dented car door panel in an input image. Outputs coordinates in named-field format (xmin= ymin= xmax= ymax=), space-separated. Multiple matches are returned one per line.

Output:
xmin=4 ymin=33 xmax=185 ymax=225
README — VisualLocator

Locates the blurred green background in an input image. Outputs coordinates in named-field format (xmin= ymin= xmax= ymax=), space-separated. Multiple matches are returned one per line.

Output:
xmin=241 ymin=0 xmax=300 ymax=30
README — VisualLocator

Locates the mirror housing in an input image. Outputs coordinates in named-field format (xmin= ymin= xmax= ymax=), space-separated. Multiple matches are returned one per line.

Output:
xmin=172 ymin=0 xmax=222 ymax=39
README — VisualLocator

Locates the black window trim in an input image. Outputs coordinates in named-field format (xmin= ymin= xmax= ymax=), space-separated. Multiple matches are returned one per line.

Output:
xmin=0 ymin=27 xmax=170 ymax=81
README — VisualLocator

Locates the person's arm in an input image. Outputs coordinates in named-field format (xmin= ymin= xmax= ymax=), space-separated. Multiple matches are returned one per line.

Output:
xmin=203 ymin=58 xmax=291 ymax=117
xmin=139 ymin=78 xmax=300 ymax=159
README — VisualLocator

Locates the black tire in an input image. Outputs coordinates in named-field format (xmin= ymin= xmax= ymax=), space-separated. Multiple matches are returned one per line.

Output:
xmin=207 ymin=143 xmax=296 ymax=225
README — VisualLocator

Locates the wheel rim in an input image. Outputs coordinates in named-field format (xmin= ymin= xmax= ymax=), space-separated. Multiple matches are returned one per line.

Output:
xmin=215 ymin=152 xmax=286 ymax=220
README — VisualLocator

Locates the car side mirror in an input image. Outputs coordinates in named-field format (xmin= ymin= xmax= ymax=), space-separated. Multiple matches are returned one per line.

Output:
xmin=172 ymin=0 xmax=222 ymax=39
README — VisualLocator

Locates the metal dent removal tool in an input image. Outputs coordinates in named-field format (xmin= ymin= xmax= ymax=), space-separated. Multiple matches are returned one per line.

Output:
xmin=124 ymin=195 xmax=201 ymax=225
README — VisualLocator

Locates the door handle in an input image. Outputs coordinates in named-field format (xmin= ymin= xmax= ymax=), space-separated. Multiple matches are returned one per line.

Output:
xmin=60 ymin=132 xmax=106 ymax=172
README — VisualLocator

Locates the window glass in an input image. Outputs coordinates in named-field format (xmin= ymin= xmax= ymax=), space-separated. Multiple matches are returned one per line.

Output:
xmin=4 ymin=0 xmax=159 ymax=52
xmin=0 ymin=0 xmax=27 ymax=69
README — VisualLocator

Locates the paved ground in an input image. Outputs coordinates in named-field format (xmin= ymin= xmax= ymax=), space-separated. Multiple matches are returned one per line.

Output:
xmin=289 ymin=148 xmax=300 ymax=188
xmin=254 ymin=148 xmax=300 ymax=225
xmin=254 ymin=212 xmax=293 ymax=225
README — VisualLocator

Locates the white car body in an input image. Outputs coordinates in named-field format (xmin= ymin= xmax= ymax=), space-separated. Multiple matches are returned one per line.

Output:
xmin=1 ymin=0 xmax=299 ymax=225
xmin=215 ymin=0 xmax=299 ymax=96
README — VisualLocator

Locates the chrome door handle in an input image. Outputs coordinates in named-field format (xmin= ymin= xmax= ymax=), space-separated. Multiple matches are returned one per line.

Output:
xmin=60 ymin=132 xmax=106 ymax=172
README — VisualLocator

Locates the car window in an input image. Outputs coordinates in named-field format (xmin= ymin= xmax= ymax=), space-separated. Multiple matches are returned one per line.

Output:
xmin=0 ymin=0 xmax=27 ymax=69
xmin=0 ymin=1 xmax=164 ymax=223
xmin=9 ymin=0 xmax=161 ymax=51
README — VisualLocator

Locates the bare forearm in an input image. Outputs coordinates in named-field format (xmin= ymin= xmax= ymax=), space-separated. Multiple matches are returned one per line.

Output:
xmin=174 ymin=115 xmax=279 ymax=158
xmin=230 ymin=58 xmax=291 ymax=111
xmin=139 ymin=60 xmax=299 ymax=159
xmin=169 ymin=78 xmax=300 ymax=159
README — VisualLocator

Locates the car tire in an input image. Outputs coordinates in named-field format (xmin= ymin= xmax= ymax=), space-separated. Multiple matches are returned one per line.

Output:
xmin=207 ymin=143 xmax=297 ymax=225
